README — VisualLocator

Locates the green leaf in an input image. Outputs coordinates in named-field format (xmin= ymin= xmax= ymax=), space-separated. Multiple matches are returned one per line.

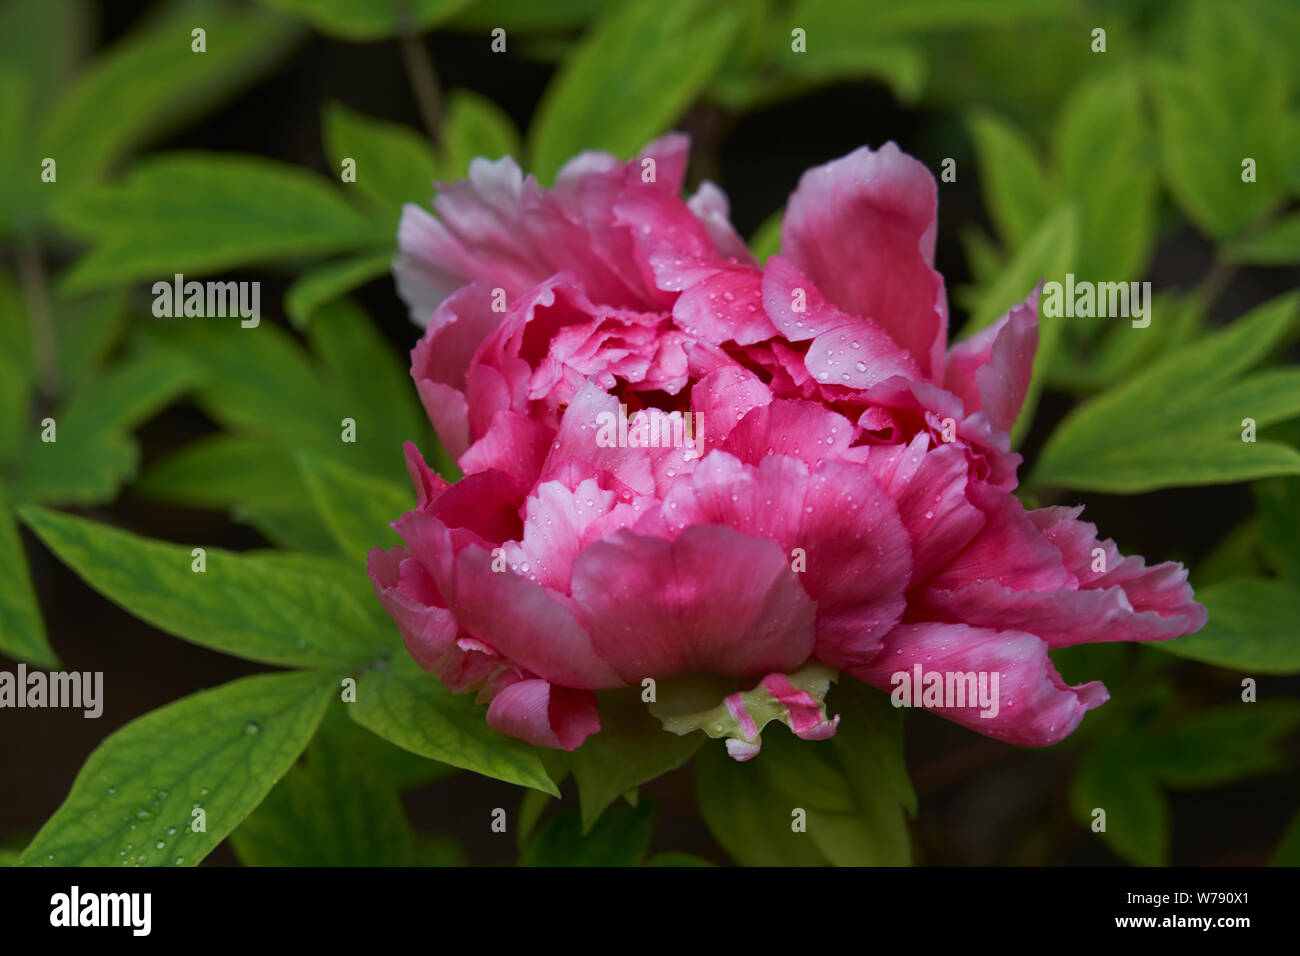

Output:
xmin=56 ymin=152 xmax=386 ymax=291
xmin=8 ymin=345 xmax=202 ymax=506
xmin=322 ymin=101 xmax=437 ymax=216
xmin=350 ymin=653 xmax=559 ymax=795
xmin=256 ymin=0 xmax=473 ymax=40
xmin=0 ymin=270 xmax=31 ymax=459
xmin=0 ymin=489 xmax=56 ymax=668
xmin=305 ymin=297 xmax=433 ymax=474
xmin=447 ymin=0 xmax=607 ymax=32
xmin=1053 ymin=71 xmax=1155 ymax=281
xmin=1148 ymin=3 xmax=1287 ymax=239
xmin=135 ymin=435 xmax=304 ymax=512
xmin=1255 ymin=476 xmax=1300 ymax=582
xmin=441 ymin=89 xmax=522 ymax=176
xmin=570 ymin=687 xmax=702 ymax=832
xmin=748 ymin=207 xmax=783 ymax=264
xmin=964 ymin=204 xmax=1074 ymax=336
xmin=1154 ymin=576 xmax=1300 ymax=674
xmin=827 ymin=679 xmax=917 ymax=816
xmin=1070 ymin=736 xmax=1168 ymax=866
xmin=1139 ymin=702 xmax=1300 ymax=788
xmin=645 ymin=851 xmax=715 ymax=866
xmin=19 ymin=505 xmax=394 ymax=668
xmin=284 ymin=248 xmax=392 ymax=328
xmin=52 ymin=287 xmax=129 ymax=384
xmin=1274 ymin=811 xmax=1300 ymax=866
xmin=968 ymin=111 xmax=1054 ymax=249
xmin=695 ymin=743 xmax=826 ymax=866
xmin=38 ymin=5 xmax=301 ymax=193
xmin=229 ymin=704 xmax=448 ymax=866
xmin=1224 ymin=214 xmax=1300 ymax=265
xmin=18 ymin=670 xmax=333 ymax=866
xmin=1033 ymin=293 xmax=1300 ymax=492
xmin=519 ymin=800 xmax=656 ymax=866
xmin=296 ymin=450 xmax=411 ymax=563
xmin=529 ymin=0 xmax=740 ymax=183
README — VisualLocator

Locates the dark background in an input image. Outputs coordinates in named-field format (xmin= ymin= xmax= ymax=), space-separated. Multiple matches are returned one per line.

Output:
xmin=3 ymin=2 xmax=1297 ymax=866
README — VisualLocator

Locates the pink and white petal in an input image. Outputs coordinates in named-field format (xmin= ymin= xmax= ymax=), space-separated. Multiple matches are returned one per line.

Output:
xmin=451 ymin=543 xmax=624 ymax=689
xmin=850 ymin=622 xmax=1109 ymax=747
xmin=498 ymin=478 xmax=618 ymax=591
xmin=661 ymin=451 xmax=910 ymax=668
xmin=458 ymin=409 xmax=553 ymax=487
xmin=486 ymin=679 xmax=601 ymax=750
xmin=570 ymin=525 xmax=816 ymax=683
xmin=925 ymin=484 xmax=1073 ymax=593
xmin=780 ymin=142 xmax=948 ymax=378
xmin=690 ymin=363 xmax=773 ymax=453
xmin=687 ymin=181 xmax=756 ymax=265
xmin=864 ymin=435 xmax=986 ymax=583
xmin=944 ymin=289 xmax=1039 ymax=432
xmin=402 ymin=441 xmax=450 ymax=512
xmin=539 ymin=380 xmax=656 ymax=496
xmin=673 ymin=265 xmax=776 ymax=346
xmin=723 ymin=398 xmax=855 ymax=468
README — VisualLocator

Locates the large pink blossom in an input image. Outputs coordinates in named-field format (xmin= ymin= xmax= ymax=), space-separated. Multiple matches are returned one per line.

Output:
xmin=373 ymin=135 xmax=1206 ymax=758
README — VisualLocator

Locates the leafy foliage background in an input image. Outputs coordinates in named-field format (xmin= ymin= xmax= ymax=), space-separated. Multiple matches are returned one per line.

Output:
xmin=1 ymin=0 xmax=1298 ymax=866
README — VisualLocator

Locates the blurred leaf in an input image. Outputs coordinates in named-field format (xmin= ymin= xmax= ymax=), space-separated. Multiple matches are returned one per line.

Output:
xmin=1148 ymin=3 xmax=1287 ymax=238
xmin=1155 ymin=576 xmax=1300 ymax=674
xmin=322 ymin=101 xmax=437 ymax=218
xmin=56 ymin=153 xmax=386 ymax=291
xmin=1054 ymin=71 xmax=1155 ymax=281
xmin=1139 ymin=702 xmax=1300 ymax=788
xmin=441 ymin=89 xmax=522 ymax=176
xmin=0 ymin=0 xmax=85 ymax=118
xmin=695 ymin=742 xmax=826 ymax=866
xmin=570 ymin=688 xmax=702 ymax=832
xmin=296 ymin=450 xmax=411 ymax=563
xmin=529 ymin=0 xmax=740 ymax=183
xmin=827 ymin=679 xmax=916 ymax=816
xmin=1255 ymin=476 xmax=1300 ymax=582
xmin=8 ymin=345 xmax=201 ymax=505
xmin=968 ymin=111 xmax=1054 ymax=249
xmin=1071 ymin=735 xmax=1169 ymax=866
xmin=285 ymin=248 xmax=393 ymax=328
xmin=0 ymin=489 xmax=56 ymax=668
xmin=1033 ymin=293 xmax=1300 ymax=492
xmin=19 ymin=505 xmax=394 ymax=668
xmin=519 ymin=800 xmax=656 ymax=866
xmin=748 ymin=207 xmax=783 ymax=263
xmin=255 ymin=0 xmax=473 ymax=40
xmin=1224 ymin=214 xmax=1300 ymax=265
xmin=350 ymin=653 xmax=559 ymax=795
xmin=645 ymin=851 xmax=715 ymax=866
xmin=448 ymin=0 xmax=609 ymax=32
xmin=17 ymin=670 xmax=333 ymax=867
xmin=51 ymin=287 xmax=128 ymax=384
xmin=136 ymin=435 xmax=305 ymax=512
xmin=38 ymin=5 xmax=301 ymax=194
xmin=1274 ymin=811 xmax=1300 ymax=866
xmin=1193 ymin=518 xmax=1265 ymax=588
xmin=0 ymin=271 xmax=31 ymax=460
xmin=964 ymin=204 xmax=1074 ymax=335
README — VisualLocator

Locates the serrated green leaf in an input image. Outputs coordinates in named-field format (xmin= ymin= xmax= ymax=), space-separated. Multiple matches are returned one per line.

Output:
xmin=0 ymin=490 xmax=56 ymax=668
xmin=519 ymin=800 xmax=656 ymax=866
xmin=322 ymin=101 xmax=437 ymax=216
xmin=18 ymin=670 xmax=332 ymax=866
xmin=350 ymin=654 xmax=558 ymax=795
xmin=570 ymin=687 xmax=702 ymax=832
xmin=1155 ymin=576 xmax=1300 ymax=674
xmin=19 ymin=505 xmax=394 ymax=668
xmin=529 ymin=0 xmax=739 ymax=183
xmin=56 ymin=153 xmax=386 ymax=291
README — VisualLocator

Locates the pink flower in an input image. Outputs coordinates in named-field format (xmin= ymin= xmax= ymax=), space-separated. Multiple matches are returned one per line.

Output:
xmin=373 ymin=136 xmax=1206 ymax=758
